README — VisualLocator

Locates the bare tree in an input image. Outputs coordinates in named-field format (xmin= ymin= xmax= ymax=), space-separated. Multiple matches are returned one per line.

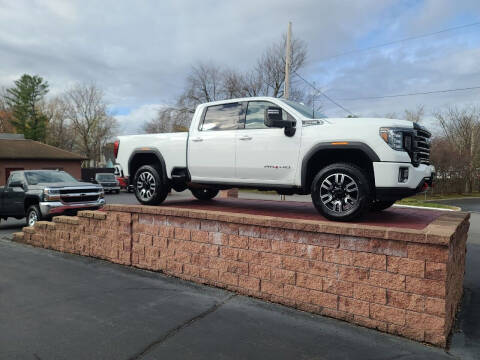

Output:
xmin=257 ymin=34 xmax=307 ymax=98
xmin=240 ymin=70 xmax=264 ymax=97
xmin=143 ymin=106 xmax=192 ymax=134
xmin=434 ymin=106 xmax=480 ymax=193
xmin=178 ymin=62 xmax=224 ymax=109
xmin=63 ymin=84 xmax=118 ymax=166
xmin=430 ymin=137 xmax=466 ymax=194
xmin=42 ymin=97 xmax=76 ymax=151
xmin=404 ymin=104 xmax=425 ymax=123
xmin=0 ymin=86 xmax=14 ymax=133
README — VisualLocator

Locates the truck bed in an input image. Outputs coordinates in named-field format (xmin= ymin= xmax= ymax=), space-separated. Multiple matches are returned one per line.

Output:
xmin=116 ymin=132 xmax=188 ymax=177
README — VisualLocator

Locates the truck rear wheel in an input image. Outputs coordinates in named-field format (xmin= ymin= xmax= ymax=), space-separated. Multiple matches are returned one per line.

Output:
xmin=134 ymin=165 xmax=170 ymax=205
xmin=311 ymin=162 xmax=371 ymax=221
xmin=191 ymin=188 xmax=219 ymax=201
xmin=26 ymin=205 xmax=42 ymax=227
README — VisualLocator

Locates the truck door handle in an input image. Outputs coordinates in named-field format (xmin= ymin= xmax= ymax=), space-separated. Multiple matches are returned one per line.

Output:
xmin=239 ymin=135 xmax=252 ymax=141
xmin=191 ymin=137 xmax=203 ymax=142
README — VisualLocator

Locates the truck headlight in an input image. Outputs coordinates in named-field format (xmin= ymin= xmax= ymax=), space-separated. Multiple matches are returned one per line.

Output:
xmin=379 ymin=127 xmax=410 ymax=151
xmin=43 ymin=188 xmax=61 ymax=201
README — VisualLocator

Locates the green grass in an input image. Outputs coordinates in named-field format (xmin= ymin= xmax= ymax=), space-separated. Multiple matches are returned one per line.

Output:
xmin=408 ymin=192 xmax=480 ymax=201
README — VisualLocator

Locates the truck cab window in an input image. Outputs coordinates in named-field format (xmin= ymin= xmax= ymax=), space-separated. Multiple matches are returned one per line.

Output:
xmin=245 ymin=101 xmax=294 ymax=129
xmin=200 ymin=103 xmax=241 ymax=131
xmin=8 ymin=173 xmax=22 ymax=187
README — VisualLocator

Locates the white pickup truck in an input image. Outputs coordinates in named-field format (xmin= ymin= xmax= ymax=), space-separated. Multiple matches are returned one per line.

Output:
xmin=114 ymin=97 xmax=434 ymax=221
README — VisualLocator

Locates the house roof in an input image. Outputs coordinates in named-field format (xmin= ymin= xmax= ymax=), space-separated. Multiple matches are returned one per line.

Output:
xmin=0 ymin=139 xmax=87 ymax=161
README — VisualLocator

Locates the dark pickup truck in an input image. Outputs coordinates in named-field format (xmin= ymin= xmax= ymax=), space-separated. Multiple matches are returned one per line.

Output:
xmin=0 ymin=170 xmax=105 ymax=226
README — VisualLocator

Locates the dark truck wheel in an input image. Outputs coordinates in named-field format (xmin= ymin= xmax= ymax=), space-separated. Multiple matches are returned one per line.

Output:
xmin=26 ymin=205 xmax=42 ymax=227
xmin=191 ymin=188 xmax=219 ymax=201
xmin=311 ymin=162 xmax=371 ymax=221
xmin=370 ymin=200 xmax=396 ymax=212
xmin=134 ymin=165 xmax=170 ymax=205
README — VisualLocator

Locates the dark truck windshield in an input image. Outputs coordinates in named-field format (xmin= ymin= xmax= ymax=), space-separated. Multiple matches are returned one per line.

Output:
xmin=25 ymin=171 xmax=77 ymax=185
xmin=96 ymin=174 xmax=116 ymax=182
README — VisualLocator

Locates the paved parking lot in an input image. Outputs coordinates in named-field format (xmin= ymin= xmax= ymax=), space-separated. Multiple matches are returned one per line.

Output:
xmin=0 ymin=192 xmax=479 ymax=359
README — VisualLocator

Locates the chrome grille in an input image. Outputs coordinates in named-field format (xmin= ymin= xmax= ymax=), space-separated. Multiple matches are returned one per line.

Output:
xmin=59 ymin=187 xmax=102 ymax=203
xmin=412 ymin=123 xmax=431 ymax=166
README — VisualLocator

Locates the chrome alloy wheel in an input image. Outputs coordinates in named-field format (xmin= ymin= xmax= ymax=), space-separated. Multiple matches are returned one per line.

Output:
xmin=28 ymin=210 xmax=38 ymax=226
xmin=136 ymin=171 xmax=156 ymax=201
xmin=319 ymin=173 xmax=359 ymax=213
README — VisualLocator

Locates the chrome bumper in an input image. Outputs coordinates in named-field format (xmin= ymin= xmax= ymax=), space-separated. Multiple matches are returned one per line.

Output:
xmin=102 ymin=186 xmax=120 ymax=191
xmin=39 ymin=199 xmax=105 ymax=216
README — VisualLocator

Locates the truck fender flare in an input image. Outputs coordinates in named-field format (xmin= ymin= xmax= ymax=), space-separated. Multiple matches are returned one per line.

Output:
xmin=24 ymin=195 xmax=40 ymax=211
xmin=300 ymin=142 xmax=380 ymax=189
xmin=128 ymin=148 xmax=168 ymax=185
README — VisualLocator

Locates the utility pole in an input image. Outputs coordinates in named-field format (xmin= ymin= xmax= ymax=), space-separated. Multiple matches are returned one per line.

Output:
xmin=281 ymin=22 xmax=292 ymax=202
xmin=284 ymin=21 xmax=292 ymax=100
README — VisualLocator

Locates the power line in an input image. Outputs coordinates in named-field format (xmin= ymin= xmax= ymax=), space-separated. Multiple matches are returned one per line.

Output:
xmin=318 ymin=21 xmax=480 ymax=61
xmin=336 ymin=85 xmax=480 ymax=101
xmin=293 ymin=70 xmax=354 ymax=115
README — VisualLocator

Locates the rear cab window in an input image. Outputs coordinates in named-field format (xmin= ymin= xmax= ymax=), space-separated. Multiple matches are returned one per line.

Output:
xmin=200 ymin=102 xmax=242 ymax=131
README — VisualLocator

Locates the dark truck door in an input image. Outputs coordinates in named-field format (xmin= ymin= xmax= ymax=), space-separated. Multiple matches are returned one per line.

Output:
xmin=5 ymin=173 xmax=26 ymax=216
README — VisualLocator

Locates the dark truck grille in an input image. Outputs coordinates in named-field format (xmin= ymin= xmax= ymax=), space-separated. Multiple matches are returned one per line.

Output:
xmin=59 ymin=187 xmax=101 ymax=203
xmin=60 ymin=188 xmax=98 ymax=194
xmin=411 ymin=123 xmax=431 ymax=166
xmin=102 ymin=183 xmax=117 ymax=187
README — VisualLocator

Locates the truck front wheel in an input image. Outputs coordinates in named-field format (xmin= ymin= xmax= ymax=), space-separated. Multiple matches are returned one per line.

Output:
xmin=134 ymin=165 xmax=170 ymax=205
xmin=26 ymin=205 xmax=42 ymax=227
xmin=191 ymin=188 xmax=219 ymax=201
xmin=311 ymin=163 xmax=371 ymax=221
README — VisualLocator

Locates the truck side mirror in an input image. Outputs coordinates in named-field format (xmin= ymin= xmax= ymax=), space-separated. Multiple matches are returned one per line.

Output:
xmin=264 ymin=106 xmax=294 ymax=129
xmin=9 ymin=181 xmax=24 ymax=188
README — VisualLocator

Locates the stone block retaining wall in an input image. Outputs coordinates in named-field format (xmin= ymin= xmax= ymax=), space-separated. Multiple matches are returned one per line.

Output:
xmin=13 ymin=204 xmax=469 ymax=347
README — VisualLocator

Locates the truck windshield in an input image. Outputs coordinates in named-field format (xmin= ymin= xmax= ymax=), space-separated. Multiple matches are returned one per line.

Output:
xmin=25 ymin=171 xmax=77 ymax=185
xmin=280 ymin=99 xmax=327 ymax=119
xmin=96 ymin=174 xmax=116 ymax=181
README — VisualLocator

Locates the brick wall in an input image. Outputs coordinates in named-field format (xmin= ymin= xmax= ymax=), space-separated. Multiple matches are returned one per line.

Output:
xmin=13 ymin=204 xmax=469 ymax=348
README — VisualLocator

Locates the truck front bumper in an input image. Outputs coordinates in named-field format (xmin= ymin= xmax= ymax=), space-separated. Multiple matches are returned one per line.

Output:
xmin=373 ymin=162 xmax=435 ymax=201
xmin=39 ymin=199 xmax=105 ymax=217
xmin=102 ymin=186 xmax=120 ymax=192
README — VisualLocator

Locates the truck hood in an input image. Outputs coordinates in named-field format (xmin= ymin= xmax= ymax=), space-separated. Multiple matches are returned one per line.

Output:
xmin=318 ymin=117 xmax=414 ymax=129
xmin=29 ymin=182 xmax=102 ymax=190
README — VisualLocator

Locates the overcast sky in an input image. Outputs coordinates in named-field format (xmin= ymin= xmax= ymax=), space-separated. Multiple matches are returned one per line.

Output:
xmin=1 ymin=0 xmax=480 ymax=135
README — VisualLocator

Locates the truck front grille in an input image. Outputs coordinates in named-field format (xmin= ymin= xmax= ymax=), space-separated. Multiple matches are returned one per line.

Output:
xmin=60 ymin=188 xmax=99 ymax=194
xmin=59 ymin=187 xmax=101 ymax=203
xmin=412 ymin=123 xmax=431 ymax=166
xmin=61 ymin=195 xmax=99 ymax=203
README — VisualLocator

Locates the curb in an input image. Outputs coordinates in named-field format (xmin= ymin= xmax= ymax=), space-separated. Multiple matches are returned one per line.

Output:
xmin=393 ymin=204 xmax=460 ymax=211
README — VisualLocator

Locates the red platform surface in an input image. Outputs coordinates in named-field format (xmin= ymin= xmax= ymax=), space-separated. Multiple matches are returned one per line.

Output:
xmin=161 ymin=198 xmax=443 ymax=230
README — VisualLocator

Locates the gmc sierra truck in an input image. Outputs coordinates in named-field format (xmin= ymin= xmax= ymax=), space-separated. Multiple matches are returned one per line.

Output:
xmin=115 ymin=97 xmax=434 ymax=221
xmin=0 ymin=170 xmax=105 ymax=226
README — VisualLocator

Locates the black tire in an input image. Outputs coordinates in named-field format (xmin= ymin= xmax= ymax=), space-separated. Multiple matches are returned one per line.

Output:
xmin=191 ymin=188 xmax=219 ymax=201
xmin=115 ymin=189 xmax=120 ymax=194
xmin=311 ymin=162 xmax=371 ymax=221
xmin=134 ymin=164 xmax=170 ymax=205
xmin=370 ymin=200 xmax=396 ymax=212
xmin=26 ymin=205 xmax=42 ymax=227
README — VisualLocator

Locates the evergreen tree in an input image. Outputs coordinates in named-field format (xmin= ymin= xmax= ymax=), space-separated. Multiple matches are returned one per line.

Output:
xmin=6 ymin=74 xmax=49 ymax=141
